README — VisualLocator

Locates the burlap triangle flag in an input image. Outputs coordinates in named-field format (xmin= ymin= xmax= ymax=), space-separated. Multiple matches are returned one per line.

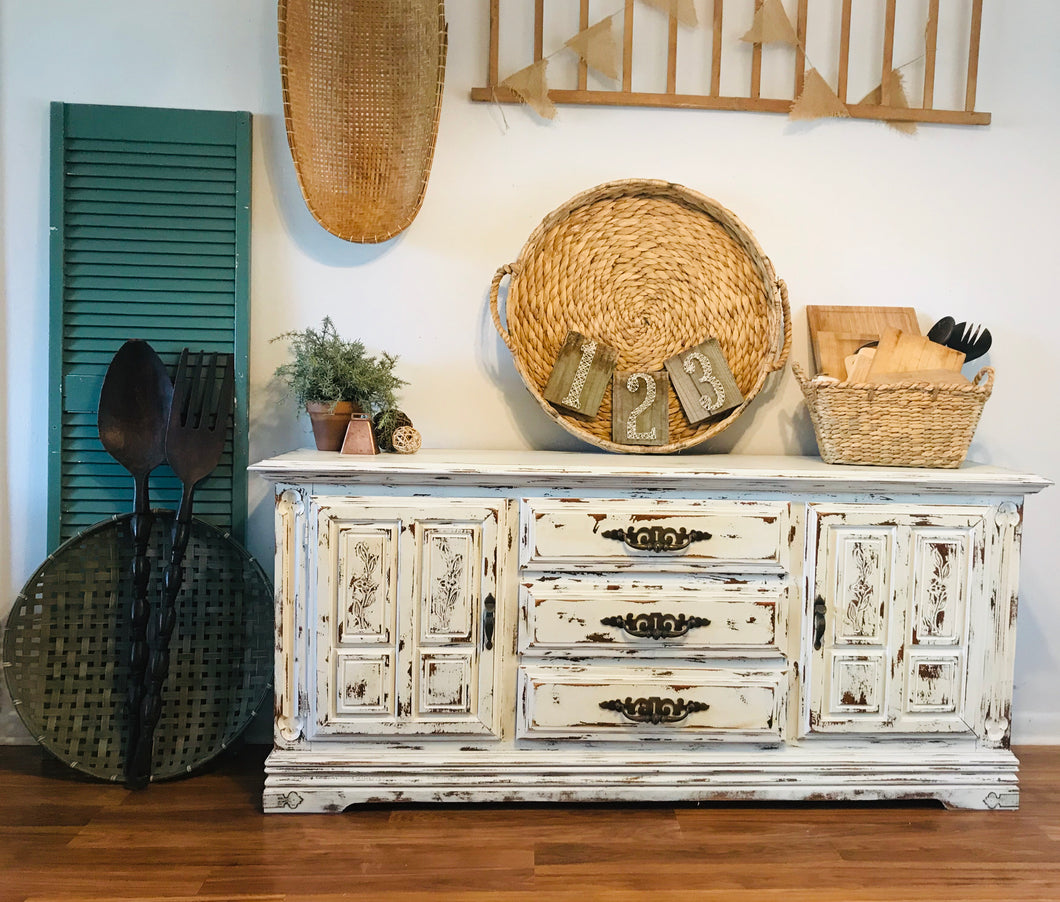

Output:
xmin=639 ymin=0 xmax=698 ymax=28
xmin=741 ymin=0 xmax=800 ymax=45
xmin=501 ymin=59 xmax=556 ymax=120
xmin=565 ymin=18 xmax=620 ymax=81
xmin=790 ymin=69 xmax=850 ymax=120
xmin=861 ymin=68 xmax=917 ymax=134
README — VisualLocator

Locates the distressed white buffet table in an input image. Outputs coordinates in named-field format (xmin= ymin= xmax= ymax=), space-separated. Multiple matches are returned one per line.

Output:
xmin=249 ymin=450 xmax=1048 ymax=812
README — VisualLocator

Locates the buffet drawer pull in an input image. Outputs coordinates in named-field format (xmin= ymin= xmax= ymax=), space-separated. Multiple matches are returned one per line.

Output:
xmin=600 ymin=611 xmax=711 ymax=640
xmin=813 ymin=595 xmax=827 ymax=651
xmin=482 ymin=594 xmax=496 ymax=651
xmin=601 ymin=525 xmax=712 ymax=553
xmin=599 ymin=696 xmax=710 ymax=725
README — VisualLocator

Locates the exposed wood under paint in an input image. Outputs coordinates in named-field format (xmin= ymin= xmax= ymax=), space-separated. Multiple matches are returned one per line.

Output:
xmin=254 ymin=452 xmax=1045 ymax=813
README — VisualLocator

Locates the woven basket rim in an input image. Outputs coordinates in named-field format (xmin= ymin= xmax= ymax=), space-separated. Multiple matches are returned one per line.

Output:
xmin=491 ymin=178 xmax=791 ymax=453
xmin=791 ymin=362 xmax=994 ymax=468
xmin=792 ymin=362 xmax=995 ymax=395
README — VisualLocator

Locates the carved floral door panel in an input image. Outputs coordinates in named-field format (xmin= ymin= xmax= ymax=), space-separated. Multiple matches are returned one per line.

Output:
xmin=807 ymin=505 xmax=987 ymax=736
xmin=312 ymin=498 xmax=507 ymax=738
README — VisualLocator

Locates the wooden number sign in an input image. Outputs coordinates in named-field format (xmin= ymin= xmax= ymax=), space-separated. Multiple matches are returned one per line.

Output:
xmin=665 ymin=339 xmax=743 ymax=425
xmin=612 ymin=371 xmax=669 ymax=446
xmin=543 ymin=330 xmax=617 ymax=418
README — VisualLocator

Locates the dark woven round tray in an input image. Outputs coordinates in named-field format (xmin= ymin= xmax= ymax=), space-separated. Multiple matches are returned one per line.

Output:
xmin=2 ymin=512 xmax=272 ymax=782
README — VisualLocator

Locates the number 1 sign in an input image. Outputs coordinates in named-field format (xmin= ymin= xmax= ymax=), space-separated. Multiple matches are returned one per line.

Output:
xmin=543 ymin=330 xmax=617 ymax=418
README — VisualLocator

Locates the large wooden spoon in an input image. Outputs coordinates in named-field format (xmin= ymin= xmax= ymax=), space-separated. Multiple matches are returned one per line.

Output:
xmin=96 ymin=340 xmax=173 ymax=783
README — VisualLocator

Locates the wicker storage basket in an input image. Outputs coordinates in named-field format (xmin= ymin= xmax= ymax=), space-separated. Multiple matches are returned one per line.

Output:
xmin=278 ymin=0 xmax=447 ymax=243
xmin=490 ymin=179 xmax=791 ymax=453
xmin=792 ymin=363 xmax=994 ymax=468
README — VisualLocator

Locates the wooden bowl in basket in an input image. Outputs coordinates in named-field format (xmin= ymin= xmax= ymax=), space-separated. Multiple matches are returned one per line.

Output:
xmin=490 ymin=179 xmax=791 ymax=453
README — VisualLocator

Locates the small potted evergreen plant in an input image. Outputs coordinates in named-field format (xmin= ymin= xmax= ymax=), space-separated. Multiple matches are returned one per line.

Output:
xmin=272 ymin=317 xmax=406 ymax=451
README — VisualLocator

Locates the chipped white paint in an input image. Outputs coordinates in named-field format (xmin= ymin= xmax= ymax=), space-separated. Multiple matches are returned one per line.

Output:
xmin=250 ymin=451 xmax=1047 ymax=812
xmin=520 ymin=497 xmax=789 ymax=574
xmin=304 ymin=496 xmax=505 ymax=738
xmin=806 ymin=505 xmax=985 ymax=736
xmin=519 ymin=577 xmax=786 ymax=657
xmin=518 ymin=665 xmax=783 ymax=741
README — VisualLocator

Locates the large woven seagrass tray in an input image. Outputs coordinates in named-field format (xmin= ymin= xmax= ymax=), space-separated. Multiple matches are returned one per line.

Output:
xmin=278 ymin=0 xmax=447 ymax=243
xmin=490 ymin=179 xmax=791 ymax=453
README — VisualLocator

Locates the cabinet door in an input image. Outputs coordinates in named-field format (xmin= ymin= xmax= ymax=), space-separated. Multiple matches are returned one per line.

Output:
xmin=806 ymin=505 xmax=986 ymax=735
xmin=313 ymin=498 xmax=505 ymax=738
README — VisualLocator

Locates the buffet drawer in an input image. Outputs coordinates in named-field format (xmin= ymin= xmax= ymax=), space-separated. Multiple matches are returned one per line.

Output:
xmin=518 ymin=665 xmax=784 ymax=741
xmin=520 ymin=498 xmax=788 ymax=574
xmin=520 ymin=578 xmax=787 ymax=657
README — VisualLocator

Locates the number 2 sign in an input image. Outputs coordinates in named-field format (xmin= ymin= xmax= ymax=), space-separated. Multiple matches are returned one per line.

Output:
xmin=612 ymin=371 xmax=669 ymax=446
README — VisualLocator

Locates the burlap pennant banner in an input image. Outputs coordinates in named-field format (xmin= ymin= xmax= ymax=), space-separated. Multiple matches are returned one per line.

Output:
xmin=740 ymin=0 xmax=800 ymax=46
xmin=565 ymin=18 xmax=621 ymax=81
xmin=790 ymin=68 xmax=850 ymax=120
xmin=861 ymin=68 xmax=917 ymax=134
xmin=639 ymin=0 xmax=698 ymax=28
xmin=501 ymin=59 xmax=556 ymax=120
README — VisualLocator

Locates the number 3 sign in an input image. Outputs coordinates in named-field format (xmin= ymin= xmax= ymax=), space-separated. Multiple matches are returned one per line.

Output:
xmin=664 ymin=338 xmax=743 ymax=425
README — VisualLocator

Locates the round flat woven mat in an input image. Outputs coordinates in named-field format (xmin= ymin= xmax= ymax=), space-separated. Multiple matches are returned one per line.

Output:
xmin=490 ymin=179 xmax=791 ymax=453
xmin=3 ymin=513 xmax=272 ymax=782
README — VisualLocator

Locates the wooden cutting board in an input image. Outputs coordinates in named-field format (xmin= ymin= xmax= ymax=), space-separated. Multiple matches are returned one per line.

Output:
xmin=867 ymin=328 xmax=966 ymax=377
xmin=807 ymin=306 xmax=920 ymax=378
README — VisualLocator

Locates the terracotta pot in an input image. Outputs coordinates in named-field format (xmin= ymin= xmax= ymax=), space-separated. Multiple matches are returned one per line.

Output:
xmin=306 ymin=401 xmax=356 ymax=451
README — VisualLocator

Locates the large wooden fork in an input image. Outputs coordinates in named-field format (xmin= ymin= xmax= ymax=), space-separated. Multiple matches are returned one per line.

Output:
xmin=126 ymin=349 xmax=235 ymax=788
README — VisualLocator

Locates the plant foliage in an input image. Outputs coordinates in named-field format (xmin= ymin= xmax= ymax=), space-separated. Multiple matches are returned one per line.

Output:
xmin=272 ymin=317 xmax=406 ymax=414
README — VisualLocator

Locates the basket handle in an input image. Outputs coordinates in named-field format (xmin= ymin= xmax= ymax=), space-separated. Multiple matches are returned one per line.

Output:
xmin=489 ymin=263 xmax=518 ymax=352
xmin=768 ymin=278 xmax=792 ymax=373
xmin=973 ymin=367 xmax=994 ymax=391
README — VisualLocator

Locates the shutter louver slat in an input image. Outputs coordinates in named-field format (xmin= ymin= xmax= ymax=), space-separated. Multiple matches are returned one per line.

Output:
xmin=49 ymin=103 xmax=250 ymax=548
xmin=69 ymin=138 xmax=237 ymax=157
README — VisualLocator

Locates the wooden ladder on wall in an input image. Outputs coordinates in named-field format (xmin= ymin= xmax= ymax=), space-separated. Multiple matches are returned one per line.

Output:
xmin=470 ymin=0 xmax=989 ymax=126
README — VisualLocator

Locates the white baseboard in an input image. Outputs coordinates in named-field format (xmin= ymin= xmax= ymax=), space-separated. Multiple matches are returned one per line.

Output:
xmin=1012 ymin=713 xmax=1060 ymax=745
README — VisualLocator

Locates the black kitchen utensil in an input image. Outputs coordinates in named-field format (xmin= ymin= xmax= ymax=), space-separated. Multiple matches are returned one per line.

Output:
xmin=2 ymin=512 xmax=271 ymax=783
xmin=947 ymin=321 xmax=992 ymax=363
xmin=96 ymin=340 xmax=173 ymax=782
xmin=927 ymin=316 xmax=956 ymax=345
xmin=127 ymin=350 xmax=235 ymax=788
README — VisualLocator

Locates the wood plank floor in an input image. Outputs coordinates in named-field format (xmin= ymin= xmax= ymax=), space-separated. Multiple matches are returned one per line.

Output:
xmin=2 ymin=744 xmax=1059 ymax=902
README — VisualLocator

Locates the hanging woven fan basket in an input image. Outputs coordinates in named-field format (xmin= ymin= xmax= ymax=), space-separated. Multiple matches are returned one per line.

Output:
xmin=278 ymin=0 xmax=447 ymax=243
xmin=490 ymin=179 xmax=791 ymax=453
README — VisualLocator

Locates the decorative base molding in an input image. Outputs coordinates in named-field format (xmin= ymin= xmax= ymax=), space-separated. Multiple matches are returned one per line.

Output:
xmin=263 ymin=745 xmax=1020 ymax=813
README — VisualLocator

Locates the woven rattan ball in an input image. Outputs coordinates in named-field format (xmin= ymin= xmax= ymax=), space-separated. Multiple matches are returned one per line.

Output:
xmin=392 ymin=425 xmax=422 ymax=454
xmin=490 ymin=179 xmax=791 ymax=453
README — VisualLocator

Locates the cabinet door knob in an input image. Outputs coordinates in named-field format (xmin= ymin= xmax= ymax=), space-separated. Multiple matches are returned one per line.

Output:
xmin=601 ymin=525 xmax=711 ymax=553
xmin=601 ymin=611 xmax=710 ymax=640
xmin=599 ymin=696 xmax=710 ymax=724
xmin=813 ymin=595 xmax=827 ymax=650
xmin=482 ymin=594 xmax=496 ymax=650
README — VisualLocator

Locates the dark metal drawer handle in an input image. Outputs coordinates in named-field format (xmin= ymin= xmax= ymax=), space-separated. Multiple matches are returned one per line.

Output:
xmin=482 ymin=594 xmax=496 ymax=651
xmin=599 ymin=696 xmax=710 ymax=725
xmin=600 ymin=612 xmax=711 ymax=640
xmin=813 ymin=595 xmax=827 ymax=651
xmin=601 ymin=525 xmax=712 ymax=553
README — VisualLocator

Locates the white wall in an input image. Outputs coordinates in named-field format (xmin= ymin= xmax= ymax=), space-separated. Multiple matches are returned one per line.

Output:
xmin=2 ymin=1 xmax=1058 ymax=743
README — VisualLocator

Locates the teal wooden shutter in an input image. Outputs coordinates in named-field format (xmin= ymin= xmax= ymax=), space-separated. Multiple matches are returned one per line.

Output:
xmin=48 ymin=102 xmax=251 ymax=549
